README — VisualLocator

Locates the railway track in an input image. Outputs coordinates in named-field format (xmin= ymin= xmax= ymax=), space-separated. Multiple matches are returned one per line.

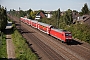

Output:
xmin=74 ymin=38 xmax=90 ymax=51
xmin=21 ymin=26 xmax=65 ymax=60
xmin=21 ymin=22 xmax=78 ymax=59
xmin=21 ymin=23 xmax=82 ymax=60
xmin=9 ymin=15 xmax=90 ymax=60
xmin=22 ymin=21 xmax=90 ymax=60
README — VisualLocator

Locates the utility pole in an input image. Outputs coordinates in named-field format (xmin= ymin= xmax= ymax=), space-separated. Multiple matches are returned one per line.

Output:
xmin=57 ymin=8 xmax=60 ymax=28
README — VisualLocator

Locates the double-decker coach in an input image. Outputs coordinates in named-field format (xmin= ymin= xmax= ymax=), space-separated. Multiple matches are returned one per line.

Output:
xmin=38 ymin=22 xmax=52 ymax=34
xmin=26 ymin=19 xmax=31 ymax=25
xmin=20 ymin=17 xmax=25 ymax=22
xmin=20 ymin=17 xmax=23 ymax=22
xmin=31 ymin=20 xmax=38 ymax=28
xmin=23 ymin=17 xmax=27 ymax=23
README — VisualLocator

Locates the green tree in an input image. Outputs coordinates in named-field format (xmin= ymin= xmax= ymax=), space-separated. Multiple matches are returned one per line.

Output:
xmin=19 ymin=10 xmax=26 ymax=17
xmin=51 ymin=9 xmax=61 ymax=28
xmin=0 ymin=5 xmax=7 ymax=31
xmin=81 ymin=3 xmax=89 ymax=15
xmin=29 ymin=10 xmax=38 ymax=19
xmin=63 ymin=9 xmax=73 ymax=25
xmin=29 ymin=10 xmax=34 ymax=19
xmin=27 ymin=9 xmax=32 ymax=18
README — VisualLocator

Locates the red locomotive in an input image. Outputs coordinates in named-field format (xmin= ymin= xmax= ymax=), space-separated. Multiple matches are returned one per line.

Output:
xmin=50 ymin=28 xmax=72 ymax=42
xmin=20 ymin=17 xmax=72 ymax=43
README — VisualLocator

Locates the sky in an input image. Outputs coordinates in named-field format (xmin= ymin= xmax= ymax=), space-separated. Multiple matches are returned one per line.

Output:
xmin=0 ymin=0 xmax=90 ymax=12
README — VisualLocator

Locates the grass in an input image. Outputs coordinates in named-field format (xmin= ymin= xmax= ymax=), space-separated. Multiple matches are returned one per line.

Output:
xmin=0 ymin=33 xmax=7 ymax=58
xmin=12 ymin=29 xmax=38 ymax=60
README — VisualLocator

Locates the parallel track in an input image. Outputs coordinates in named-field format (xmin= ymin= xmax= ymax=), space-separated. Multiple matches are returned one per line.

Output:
xmin=22 ymin=22 xmax=90 ymax=60
xmin=8 ymin=15 xmax=90 ymax=60
xmin=21 ymin=26 xmax=65 ymax=60
xmin=21 ymin=23 xmax=79 ymax=60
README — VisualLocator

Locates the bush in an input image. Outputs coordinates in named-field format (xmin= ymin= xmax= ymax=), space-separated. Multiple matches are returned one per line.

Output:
xmin=12 ymin=30 xmax=38 ymax=60
xmin=0 ymin=33 xmax=7 ymax=58
xmin=64 ymin=24 xmax=90 ymax=44
xmin=0 ymin=6 xmax=7 ymax=31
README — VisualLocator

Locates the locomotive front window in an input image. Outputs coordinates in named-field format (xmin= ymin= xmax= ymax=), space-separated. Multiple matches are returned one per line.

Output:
xmin=65 ymin=33 xmax=71 ymax=36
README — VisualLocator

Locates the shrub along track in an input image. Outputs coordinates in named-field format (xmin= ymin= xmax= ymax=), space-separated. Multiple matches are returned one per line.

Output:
xmin=8 ymin=15 xmax=90 ymax=60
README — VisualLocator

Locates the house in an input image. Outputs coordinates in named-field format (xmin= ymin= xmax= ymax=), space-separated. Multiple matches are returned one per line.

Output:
xmin=35 ymin=11 xmax=46 ymax=20
xmin=72 ymin=11 xmax=80 ymax=24
xmin=45 ymin=11 xmax=52 ymax=18
xmin=76 ymin=15 xmax=90 ymax=25
xmin=35 ymin=11 xmax=53 ymax=20
xmin=81 ymin=15 xmax=90 ymax=25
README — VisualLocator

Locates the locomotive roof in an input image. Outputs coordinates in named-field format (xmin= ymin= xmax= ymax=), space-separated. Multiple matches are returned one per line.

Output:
xmin=31 ymin=20 xmax=38 ymax=23
xmin=23 ymin=17 xmax=27 ymax=20
xmin=21 ymin=17 xmax=26 ymax=18
xmin=27 ymin=19 xmax=31 ymax=20
xmin=38 ymin=22 xmax=51 ymax=27
xmin=51 ymin=28 xmax=70 ymax=33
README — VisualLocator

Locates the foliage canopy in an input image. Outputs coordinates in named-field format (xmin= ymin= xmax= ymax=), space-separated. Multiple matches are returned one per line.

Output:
xmin=0 ymin=5 xmax=7 ymax=31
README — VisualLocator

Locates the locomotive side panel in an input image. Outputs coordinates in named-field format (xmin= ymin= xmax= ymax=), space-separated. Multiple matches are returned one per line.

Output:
xmin=50 ymin=29 xmax=66 ymax=42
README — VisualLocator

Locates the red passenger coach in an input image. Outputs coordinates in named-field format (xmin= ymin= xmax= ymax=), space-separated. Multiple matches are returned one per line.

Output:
xmin=22 ymin=18 xmax=27 ymax=23
xmin=20 ymin=17 xmax=23 ymax=22
xmin=26 ymin=19 xmax=28 ymax=24
xmin=26 ymin=19 xmax=30 ymax=25
xmin=20 ymin=17 xmax=25 ymax=22
xmin=20 ymin=17 xmax=31 ymax=26
xmin=23 ymin=18 xmax=25 ymax=23
xmin=24 ymin=18 xmax=27 ymax=24
xmin=28 ymin=19 xmax=32 ymax=25
xmin=50 ymin=28 xmax=72 ymax=42
xmin=38 ymin=22 xmax=52 ymax=34
xmin=31 ymin=20 xmax=38 ymax=28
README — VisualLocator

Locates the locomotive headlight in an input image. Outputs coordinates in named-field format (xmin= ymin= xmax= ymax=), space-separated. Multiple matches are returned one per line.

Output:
xmin=66 ymin=38 xmax=72 ymax=39
xmin=66 ymin=38 xmax=69 ymax=39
